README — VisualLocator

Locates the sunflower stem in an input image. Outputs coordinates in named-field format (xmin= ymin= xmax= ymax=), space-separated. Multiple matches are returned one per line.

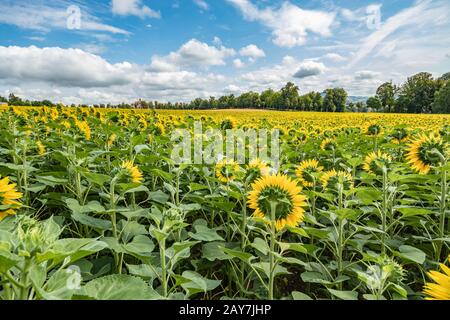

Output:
xmin=436 ymin=167 xmax=448 ymax=261
xmin=109 ymin=176 xmax=121 ymax=274
xmin=268 ymin=201 xmax=277 ymax=300
xmin=381 ymin=166 xmax=388 ymax=256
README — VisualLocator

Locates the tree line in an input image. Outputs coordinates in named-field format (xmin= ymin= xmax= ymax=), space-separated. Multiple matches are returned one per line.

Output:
xmin=1 ymin=71 xmax=449 ymax=114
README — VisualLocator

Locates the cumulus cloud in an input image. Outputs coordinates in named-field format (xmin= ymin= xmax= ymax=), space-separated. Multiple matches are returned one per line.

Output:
xmin=293 ymin=61 xmax=326 ymax=79
xmin=226 ymin=0 xmax=335 ymax=47
xmin=111 ymin=0 xmax=160 ymax=19
xmin=0 ymin=45 xmax=230 ymax=104
xmin=239 ymin=44 xmax=265 ymax=59
xmin=149 ymin=39 xmax=236 ymax=71
xmin=354 ymin=70 xmax=381 ymax=80
xmin=0 ymin=46 xmax=133 ymax=87
xmin=0 ymin=0 xmax=129 ymax=35
xmin=233 ymin=59 xmax=245 ymax=68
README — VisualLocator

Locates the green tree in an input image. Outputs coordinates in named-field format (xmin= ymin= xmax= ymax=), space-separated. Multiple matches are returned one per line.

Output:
xmin=376 ymin=81 xmax=397 ymax=112
xmin=366 ymin=96 xmax=382 ymax=112
xmin=323 ymin=89 xmax=335 ymax=112
xmin=280 ymin=82 xmax=300 ymax=110
xmin=260 ymin=89 xmax=275 ymax=109
xmin=332 ymin=88 xmax=348 ymax=112
xmin=432 ymin=80 xmax=450 ymax=113
xmin=399 ymin=72 xmax=439 ymax=113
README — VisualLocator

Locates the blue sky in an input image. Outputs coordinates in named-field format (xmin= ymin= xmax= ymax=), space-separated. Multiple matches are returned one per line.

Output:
xmin=0 ymin=0 xmax=449 ymax=104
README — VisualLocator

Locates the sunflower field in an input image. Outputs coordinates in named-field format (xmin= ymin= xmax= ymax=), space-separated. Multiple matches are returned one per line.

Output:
xmin=0 ymin=105 xmax=449 ymax=300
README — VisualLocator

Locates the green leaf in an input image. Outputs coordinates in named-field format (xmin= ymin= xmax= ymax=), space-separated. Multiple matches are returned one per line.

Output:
xmin=327 ymin=288 xmax=358 ymax=300
xmin=79 ymin=275 xmax=161 ymax=300
xmin=356 ymin=188 xmax=382 ymax=204
xmin=71 ymin=212 xmax=112 ymax=231
xmin=278 ymin=242 xmax=307 ymax=254
xmin=81 ymin=172 xmax=110 ymax=187
xmin=189 ymin=183 xmax=209 ymax=191
xmin=123 ymin=235 xmax=155 ymax=258
xmin=222 ymin=248 xmax=255 ymax=263
xmin=202 ymin=242 xmax=232 ymax=261
xmin=65 ymin=198 xmax=105 ymax=215
xmin=292 ymin=291 xmax=313 ymax=300
xmin=188 ymin=224 xmax=224 ymax=242
xmin=0 ymin=251 xmax=21 ymax=273
xmin=397 ymin=207 xmax=433 ymax=217
xmin=251 ymin=238 xmax=269 ymax=255
xmin=148 ymin=190 xmax=170 ymax=204
xmin=177 ymin=271 xmax=221 ymax=298
xmin=126 ymin=264 xmax=158 ymax=281
xmin=397 ymin=245 xmax=426 ymax=264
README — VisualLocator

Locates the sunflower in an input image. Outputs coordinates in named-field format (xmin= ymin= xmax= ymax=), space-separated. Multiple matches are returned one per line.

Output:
xmin=423 ymin=255 xmax=450 ymax=300
xmin=247 ymin=158 xmax=271 ymax=178
xmin=215 ymin=159 xmax=241 ymax=183
xmin=121 ymin=160 xmax=144 ymax=184
xmin=390 ymin=128 xmax=409 ymax=144
xmin=36 ymin=141 xmax=46 ymax=155
xmin=107 ymin=134 xmax=116 ymax=148
xmin=406 ymin=133 xmax=449 ymax=175
xmin=75 ymin=120 xmax=91 ymax=140
xmin=247 ymin=174 xmax=307 ymax=231
xmin=0 ymin=176 xmax=23 ymax=221
xmin=363 ymin=151 xmax=393 ymax=175
xmin=154 ymin=122 xmax=166 ymax=136
xmin=321 ymin=169 xmax=353 ymax=191
xmin=295 ymin=159 xmax=324 ymax=187
xmin=364 ymin=122 xmax=383 ymax=136
xmin=320 ymin=138 xmax=337 ymax=151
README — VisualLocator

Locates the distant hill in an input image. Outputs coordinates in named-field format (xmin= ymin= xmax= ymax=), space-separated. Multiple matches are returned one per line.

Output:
xmin=347 ymin=96 xmax=368 ymax=103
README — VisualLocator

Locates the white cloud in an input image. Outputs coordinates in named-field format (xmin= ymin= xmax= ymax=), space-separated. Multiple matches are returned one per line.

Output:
xmin=213 ymin=36 xmax=222 ymax=46
xmin=150 ymin=39 xmax=236 ymax=71
xmin=323 ymin=53 xmax=347 ymax=62
xmin=233 ymin=59 xmax=245 ymax=68
xmin=350 ymin=0 xmax=450 ymax=66
xmin=0 ymin=46 xmax=133 ymax=87
xmin=293 ymin=61 xmax=326 ymax=79
xmin=193 ymin=0 xmax=209 ymax=10
xmin=111 ymin=0 xmax=160 ymax=19
xmin=0 ymin=45 xmax=229 ymax=104
xmin=227 ymin=0 xmax=335 ymax=47
xmin=0 ymin=1 xmax=129 ymax=35
xmin=354 ymin=70 xmax=380 ymax=80
xmin=239 ymin=44 xmax=265 ymax=59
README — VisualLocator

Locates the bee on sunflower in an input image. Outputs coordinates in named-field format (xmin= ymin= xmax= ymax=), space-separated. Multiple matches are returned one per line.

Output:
xmin=0 ymin=176 xmax=23 ymax=221
xmin=363 ymin=151 xmax=393 ymax=175
xmin=121 ymin=160 xmax=144 ymax=184
xmin=215 ymin=159 xmax=241 ymax=183
xmin=295 ymin=159 xmax=323 ymax=188
xmin=423 ymin=255 xmax=450 ymax=300
xmin=321 ymin=169 xmax=353 ymax=191
xmin=406 ymin=133 xmax=449 ymax=174
xmin=247 ymin=174 xmax=307 ymax=231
